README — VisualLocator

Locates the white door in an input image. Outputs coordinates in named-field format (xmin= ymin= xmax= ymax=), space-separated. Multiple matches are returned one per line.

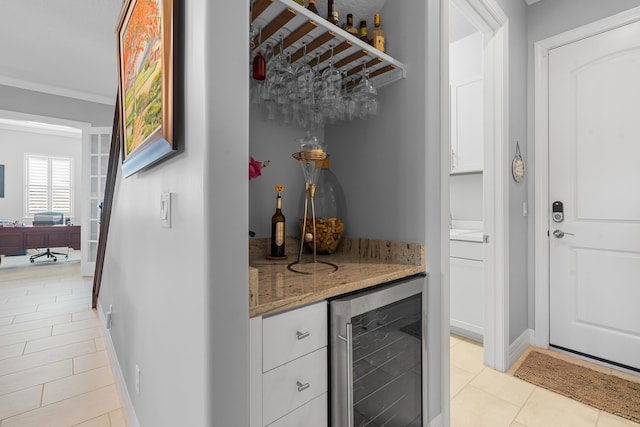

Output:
xmin=81 ymin=127 xmax=112 ymax=277
xmin=548 ymin=20 xmax=640 ymax=370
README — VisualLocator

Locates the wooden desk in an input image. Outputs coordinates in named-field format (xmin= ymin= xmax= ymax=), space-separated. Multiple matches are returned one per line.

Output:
xmin=0 ymin=225 xmax=81 ymax=256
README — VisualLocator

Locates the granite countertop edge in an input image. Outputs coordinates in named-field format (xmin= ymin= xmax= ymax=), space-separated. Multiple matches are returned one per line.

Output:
xmin=249 ymin=237 xmax=426 ymax=318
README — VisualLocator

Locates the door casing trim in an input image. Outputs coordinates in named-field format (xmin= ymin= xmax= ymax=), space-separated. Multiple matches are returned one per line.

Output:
xmin=533 ymin=6 xmax=640 ymax=348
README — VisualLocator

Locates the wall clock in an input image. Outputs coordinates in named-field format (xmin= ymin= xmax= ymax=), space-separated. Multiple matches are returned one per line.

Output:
xmin=512 ymin=142 xmax=525 ymax=183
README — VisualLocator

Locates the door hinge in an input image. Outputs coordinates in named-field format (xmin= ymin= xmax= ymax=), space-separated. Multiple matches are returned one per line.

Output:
xmin=483 ymin=235 xmax=489 ymax=243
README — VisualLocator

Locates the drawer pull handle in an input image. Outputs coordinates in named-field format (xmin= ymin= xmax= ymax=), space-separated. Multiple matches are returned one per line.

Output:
xmin=296 ymin=381 xmax=310 ymax=392
xmin=296 ymin=331 xmax=310 ymax=340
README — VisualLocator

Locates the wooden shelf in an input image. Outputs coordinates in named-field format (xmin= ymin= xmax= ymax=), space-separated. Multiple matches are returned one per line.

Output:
xmin=251 ymin=0 xmax=406 ymax=90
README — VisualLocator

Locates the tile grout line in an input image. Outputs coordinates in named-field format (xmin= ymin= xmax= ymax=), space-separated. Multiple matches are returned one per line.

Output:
xmin=508 ymin=383 xmax=538 ymax=427
xmin=38 ymin=383 xmax=44 ymax=410
xmin=0 ymin=341 xmax=103 ymax=379
xmin=450 ymin=365 xmax=486 ymax=400
xmin=1 ymin=382 xmax=117 ymax=425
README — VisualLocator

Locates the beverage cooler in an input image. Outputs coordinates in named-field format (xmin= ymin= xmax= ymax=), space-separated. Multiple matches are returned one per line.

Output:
xmin=330 ymin=274 xmax=426 ymax=426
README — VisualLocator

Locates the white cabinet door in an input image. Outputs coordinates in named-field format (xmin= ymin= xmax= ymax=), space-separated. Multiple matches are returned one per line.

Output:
xmin=450 ymin=256 xmax=484 ymax=338
xmin=450 ymin=77 xmax=484 ymax=173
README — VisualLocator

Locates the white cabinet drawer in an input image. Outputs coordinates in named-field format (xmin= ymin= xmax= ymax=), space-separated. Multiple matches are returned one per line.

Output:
xmin=267 ymin=393 xmax=328 ymax=427
xmin=263 ymin=301 xmax=327 ymax=371
xmin=263 ymin=348 xmax=328 ymax=426
xmin=450 ymin=240 xmax=483 ymax=261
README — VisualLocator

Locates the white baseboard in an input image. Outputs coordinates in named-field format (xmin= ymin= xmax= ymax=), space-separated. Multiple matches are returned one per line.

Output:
xmin=97 ymin=302 xmax=140 ymax=427
xmin=509 ymin=328 xmax=534 ymax=367
xmin=450 ymin=321 xmax=484 ymax=343
xmin=429 ymin=413 xmax=443 ymax=427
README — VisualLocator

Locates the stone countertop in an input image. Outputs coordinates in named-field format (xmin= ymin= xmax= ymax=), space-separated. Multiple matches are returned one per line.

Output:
xmin=249 ymin=237 xmax=426 ymax=318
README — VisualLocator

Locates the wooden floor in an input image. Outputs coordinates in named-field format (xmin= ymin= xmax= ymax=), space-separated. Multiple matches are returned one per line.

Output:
xmin=0 ymin=256 xmax=129 ymax=427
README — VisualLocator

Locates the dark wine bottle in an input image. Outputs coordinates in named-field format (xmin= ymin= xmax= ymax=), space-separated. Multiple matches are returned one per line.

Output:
xmin=271 ymin=185 xmax=286 ymax=258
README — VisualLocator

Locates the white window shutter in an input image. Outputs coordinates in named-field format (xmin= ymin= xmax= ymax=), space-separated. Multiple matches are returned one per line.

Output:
xmin=51 ymin=157 xmax=72 ymax=213
xmin=26 ymin=155 xmax=73 ymax=215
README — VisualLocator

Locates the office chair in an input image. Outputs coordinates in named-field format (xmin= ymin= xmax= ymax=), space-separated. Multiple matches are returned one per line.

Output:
xmin=30 ymin=211 xmax=68 ymax=263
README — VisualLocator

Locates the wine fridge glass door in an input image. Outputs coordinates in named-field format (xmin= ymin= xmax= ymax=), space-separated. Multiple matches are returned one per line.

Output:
xmin=330 ymin=275 xmax=425 ymax=427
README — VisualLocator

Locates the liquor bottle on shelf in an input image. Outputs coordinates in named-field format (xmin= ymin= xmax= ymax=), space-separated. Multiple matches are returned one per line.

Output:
xmin=307 ymin=0 xmax=319 ymax=15
xmin=371 ymin=13 xmax=385 ymax=53
xmin=344 ymin=13 xmax=358 ymax=37
xmin=359 ymin=20 xmax=370 ymax=44
xmin=327 ymin=0 xmax=338 ymax=25
xmin=330 ymin=11 xmax=339 ymax=26
xmin=270 ymin=184 xmax=286 ymax=258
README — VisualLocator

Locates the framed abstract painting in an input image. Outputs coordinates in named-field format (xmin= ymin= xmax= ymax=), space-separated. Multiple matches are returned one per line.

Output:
xmin=116 ymin=0 xmax=175 ymax=177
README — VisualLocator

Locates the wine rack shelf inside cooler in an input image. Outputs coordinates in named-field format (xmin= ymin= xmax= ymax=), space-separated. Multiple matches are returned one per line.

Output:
xmin=351 ymin=298 xmax=422 ymax=426
xmin=251 ymin=0 xmax=406 ymax=90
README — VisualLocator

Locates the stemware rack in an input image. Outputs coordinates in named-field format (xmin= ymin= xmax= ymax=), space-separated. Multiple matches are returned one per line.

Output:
xmin=251 ymin=0 xmax=406 ymax=90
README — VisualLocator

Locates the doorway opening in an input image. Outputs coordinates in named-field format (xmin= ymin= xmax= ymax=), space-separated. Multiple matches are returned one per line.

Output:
xmin=0 ymin=108 xmax=103 ymax=277
xmin=447 ymin=0 xmax=509 ymax=372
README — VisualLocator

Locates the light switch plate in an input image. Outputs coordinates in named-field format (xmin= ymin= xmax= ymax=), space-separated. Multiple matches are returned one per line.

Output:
xmin=160 ymin=193 xmax=171 ymax=228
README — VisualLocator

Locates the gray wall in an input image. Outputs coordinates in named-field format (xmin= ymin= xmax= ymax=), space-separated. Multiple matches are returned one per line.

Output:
xmin=525 ymin=0 xmax=640 ymax=333
xmin=248 ymin=107 xmax=323 ymax=238
xmin=0 ymin=85 xmax=114 ymax=127
xmin=450 ymin=174 xmax=482 ymax=221
xmin=493 ymin=0 xmax=529 ymax=345
xmin=99 ymin=0 xmax=250 ymax=426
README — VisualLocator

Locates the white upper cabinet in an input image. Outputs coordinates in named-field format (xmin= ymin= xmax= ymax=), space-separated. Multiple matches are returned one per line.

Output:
xmin=449 ymin=32 xmax=484 ymax=174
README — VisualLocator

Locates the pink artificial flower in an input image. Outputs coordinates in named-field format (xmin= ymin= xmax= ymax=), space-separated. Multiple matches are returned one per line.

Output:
xmin=249 ymin=156 xmax=269 ymax=180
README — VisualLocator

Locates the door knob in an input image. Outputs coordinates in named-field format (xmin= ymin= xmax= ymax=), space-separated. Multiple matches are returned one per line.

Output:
xmin=553 ymin=229 xmax=574 ymax=238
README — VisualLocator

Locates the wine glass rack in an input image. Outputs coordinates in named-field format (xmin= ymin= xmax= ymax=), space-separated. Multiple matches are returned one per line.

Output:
xmin=251 ymin=0 xmax=406 ymax=90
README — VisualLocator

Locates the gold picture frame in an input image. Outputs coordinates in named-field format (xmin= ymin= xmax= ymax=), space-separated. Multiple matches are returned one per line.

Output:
xmin=116 ymin=0 xmax=175 ymax=177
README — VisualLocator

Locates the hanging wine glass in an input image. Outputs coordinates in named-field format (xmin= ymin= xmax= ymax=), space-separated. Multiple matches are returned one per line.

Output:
xmin=293 ymin=43 xmax=316 ymax=102
xmin=353 ymin=62 xmax=378 ymax=120
xmin=266 ymin=35 xmax=294 ymax=104
xmin=308 ymin=54 xmax=325 ymax=130
xmin=320 ymin=45 xmax=343 ymax=118
xmin=344 ymin=77 xmax=358 ymax=121
xmin=335 ymin=68 xmax=351 ymax=121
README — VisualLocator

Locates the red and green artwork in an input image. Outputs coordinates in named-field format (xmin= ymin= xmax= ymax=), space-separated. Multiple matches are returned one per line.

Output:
xmin=122 ymin=0 xmax=163 ymax=157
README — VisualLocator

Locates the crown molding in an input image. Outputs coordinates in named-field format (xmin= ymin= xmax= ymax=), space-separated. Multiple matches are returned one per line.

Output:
xmin=0 ymin=118 xmax=82 ymax=138
xmin=0 ymin=76 xmax=116 ymax=106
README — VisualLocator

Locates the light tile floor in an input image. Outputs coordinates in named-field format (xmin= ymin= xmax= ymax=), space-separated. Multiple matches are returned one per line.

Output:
xmin=0 ymin=255 xmax=129 ymax=427
xmin=451 ymin=334 xmax=640 ymax=427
